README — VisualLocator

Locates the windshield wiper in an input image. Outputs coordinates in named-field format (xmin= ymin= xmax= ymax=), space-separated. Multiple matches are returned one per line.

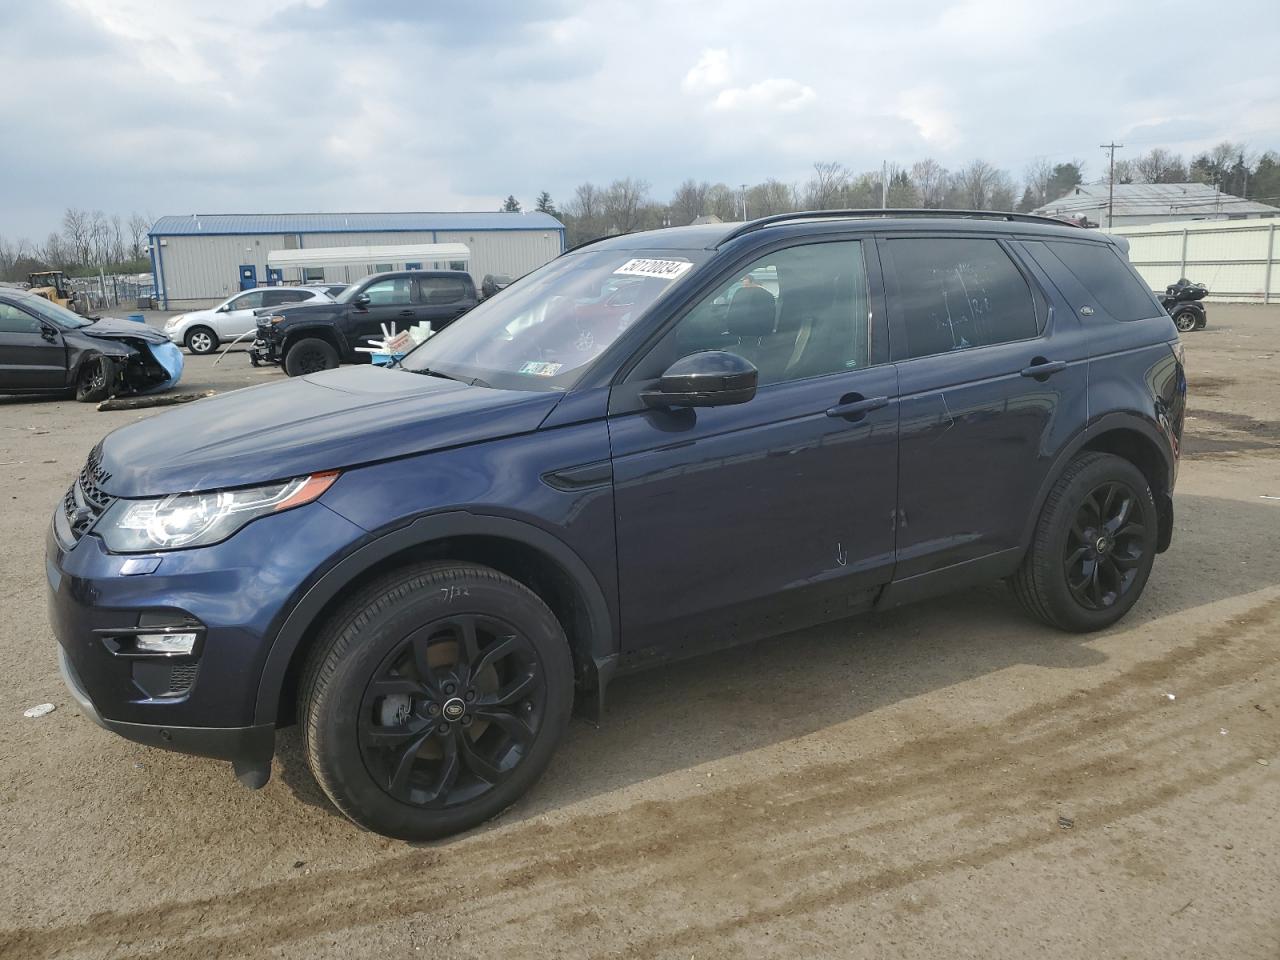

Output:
xmin=408 ymin=367 xmax=487 ymax=387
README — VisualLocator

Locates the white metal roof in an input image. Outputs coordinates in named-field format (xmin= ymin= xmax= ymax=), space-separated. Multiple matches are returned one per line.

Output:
xmin=1034 ymin=182 xmax=1280 ymax=218
xmin=266 ymin=242 xmax=470 ymax=268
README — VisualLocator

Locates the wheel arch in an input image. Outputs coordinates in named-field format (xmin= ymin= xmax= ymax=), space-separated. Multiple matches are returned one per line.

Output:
xmin=281 ymin=324 xmax=346 ymax=360
xmin=256 ymin=512 xmax=617 ymax=727
xmin=1024 ymin=414 xmax=1175 ymax=555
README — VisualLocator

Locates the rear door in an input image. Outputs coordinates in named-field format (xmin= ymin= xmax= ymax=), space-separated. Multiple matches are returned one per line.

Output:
xmin=416 ymin=275 xmax=474 ymax=331
xmin=0 ymin=301 xmax=67 ymax=389
xmin=880 ymin=234 xmax=1089 ymax=581
xmin=608 ymin=238 xmax=899 ymax=660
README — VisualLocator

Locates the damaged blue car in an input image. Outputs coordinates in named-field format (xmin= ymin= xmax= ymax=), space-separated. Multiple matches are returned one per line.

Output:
xmin=0 ymin=288 xmax=183 ymax=402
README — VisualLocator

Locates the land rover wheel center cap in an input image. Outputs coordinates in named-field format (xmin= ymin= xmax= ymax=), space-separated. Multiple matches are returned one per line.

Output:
xmin=1095 ymin=536 xmax=1111 ymax=554
xmin=442 ymin=697 xmax=466 ymax=721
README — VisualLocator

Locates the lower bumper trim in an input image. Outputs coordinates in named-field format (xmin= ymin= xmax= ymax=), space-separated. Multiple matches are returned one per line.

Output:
xmin=58 ymin=646 xmax=276 ymax=787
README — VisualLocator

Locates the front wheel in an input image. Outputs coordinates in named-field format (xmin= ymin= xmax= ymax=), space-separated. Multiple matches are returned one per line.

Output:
xmin=300 ymin=562 xmax=574 ymax=840
xmin=185 ymin=325 xmax=219 ymax=355
xmin=283 ymin=337 xmax=339 ymax=376
xmin=74 ymin=355 xmax=112 ymax=402
xmin=1012 ymin=452 xmax=1158 ymax=632
xmin=1173 ymin=309 xmax=1198 ymax=333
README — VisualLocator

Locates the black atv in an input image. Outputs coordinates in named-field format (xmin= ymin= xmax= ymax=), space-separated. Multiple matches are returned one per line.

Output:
xmin=1161 ymin=278 xmax=1208 ymax=333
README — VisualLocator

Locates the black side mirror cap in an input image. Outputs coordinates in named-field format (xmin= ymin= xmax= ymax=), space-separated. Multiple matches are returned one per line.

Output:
xmin=640 ymin=350 xmax=758 ymax=409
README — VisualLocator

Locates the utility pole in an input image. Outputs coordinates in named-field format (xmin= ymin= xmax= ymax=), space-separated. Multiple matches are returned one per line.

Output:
xmin=881 ymin=161 xmax=888 ymax=209
xmin=740 ymin=183 xmax=749 ymax=221
xmin=1100 ymin=142 xmax=1123 ymax=228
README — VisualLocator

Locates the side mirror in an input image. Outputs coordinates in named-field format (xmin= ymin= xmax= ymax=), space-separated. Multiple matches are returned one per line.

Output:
xmin=641 ymin=351 xmax=758 ymax=409
xmin=354 ymin=293 xmax=371 ymax=308
xmin=217 ymin=305 xmax=229 ymax=312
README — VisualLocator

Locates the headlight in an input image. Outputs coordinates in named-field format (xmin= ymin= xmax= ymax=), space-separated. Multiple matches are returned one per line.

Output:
xmin=164 ymin=315 xmax=184 ymax=329
xmin=268 ymin=315 xmax=286 ymax=324
xmin=95 ymin=472 xmax=339 ymax=552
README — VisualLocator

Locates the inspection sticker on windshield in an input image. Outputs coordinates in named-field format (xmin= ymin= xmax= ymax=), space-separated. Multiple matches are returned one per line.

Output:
xmin=613 ymin=258 xmax=693 ymax=281
xmin=518 ymin=361 xmax=563 ymax=376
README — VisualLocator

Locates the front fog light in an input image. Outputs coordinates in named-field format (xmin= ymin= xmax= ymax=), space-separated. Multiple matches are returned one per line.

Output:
xmin=134 ymin=632 xmax=198 ymax=655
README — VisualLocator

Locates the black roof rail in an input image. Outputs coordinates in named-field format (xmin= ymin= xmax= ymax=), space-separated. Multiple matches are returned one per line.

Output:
xmin=717 ymin=208 xmax=1080 ymax=246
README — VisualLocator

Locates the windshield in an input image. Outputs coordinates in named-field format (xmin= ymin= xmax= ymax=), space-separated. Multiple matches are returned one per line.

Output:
xmin=400 ymin=250 xmax=704 ymax=390
xmin=21 ymin=293 xmax=93 ymax=328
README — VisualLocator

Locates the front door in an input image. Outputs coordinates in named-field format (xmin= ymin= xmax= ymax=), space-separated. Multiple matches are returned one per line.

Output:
xmin=238 ymin=265 xmax=257 ymax=291
xmin=350 ymin=276 xmax=418 ymax=347
xmin=879 ymin=234 xmax=1089 ymax=579
xmin=0 ymin=301 xmax=66 ymax=389
xmin=609 ymin=239 xmax=899 ymax=660
xmin=215 ymin=289 xmax=265 ymax=338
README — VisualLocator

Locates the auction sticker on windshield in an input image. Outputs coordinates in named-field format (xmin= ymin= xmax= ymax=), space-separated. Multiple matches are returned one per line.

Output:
xmin=614 ymin=258 xmax=693 ymax=281
xmin=518 ymin=361 xmax=563 ymax=376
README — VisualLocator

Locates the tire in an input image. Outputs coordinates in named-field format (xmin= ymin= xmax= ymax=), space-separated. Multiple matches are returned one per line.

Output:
xmin=184 ymin=326 xmax=219 ymax=355
xmin=1173 ymin=310 xmax=1197 ymax=333
xmin=283 ymin=337 xmax=339 ymax=376
xmin=1194 ymin=315 xmax=1207 ymax=330
xmin=74 ymin=355 xmax=112 ymax=403
xmin=299 ymin=561 xmax=574 ymax=840
xmin=1012 ymin=452 xmax=1158 ymax=632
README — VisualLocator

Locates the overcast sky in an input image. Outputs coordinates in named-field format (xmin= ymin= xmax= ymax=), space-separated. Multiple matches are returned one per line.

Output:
xmin=3 ymin=0 xmax=1277 ymax=238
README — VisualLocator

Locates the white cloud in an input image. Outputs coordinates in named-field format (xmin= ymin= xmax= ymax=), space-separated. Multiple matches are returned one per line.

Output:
xmin=682 ymin=48 xmax=732 ymax=94
xmin=712 ymin=78 xmax=816 ymax=113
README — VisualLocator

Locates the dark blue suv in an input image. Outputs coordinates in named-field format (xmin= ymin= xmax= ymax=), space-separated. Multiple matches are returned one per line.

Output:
xmin=47 ymin=211 xmax=1186 ymax=840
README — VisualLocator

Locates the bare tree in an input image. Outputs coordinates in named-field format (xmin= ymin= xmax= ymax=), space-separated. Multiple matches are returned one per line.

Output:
xmin=910 ymin=159 xmax=949 ymax=208
xmin=953 ymin=159 xmax=1002 ymax=209
xmin=806 ymin=161 xmax=852 ymax=209
xmin=670 ymin=180 xmax=710 ymax=224
xmin=62 ymin=208 xmax=92 ymax=266
xmin=705 ymin=183 xmax=739 ymax=220
xmin=1132 ymin=148 xmax=1186 ymax=184
xmin=747 ymin=178 xmax=796 ymax=216
xmin=1023 ymin=158 xmax=1053 ymax=207
xmin=127 ymin=213 xmax=150 ymax=260
xmin=602 ymin=178 xmax=650 ymax=234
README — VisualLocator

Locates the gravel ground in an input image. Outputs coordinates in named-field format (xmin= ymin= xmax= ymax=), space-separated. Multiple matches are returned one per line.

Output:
xmin=1 ymin=306 xmax=1277 ymax=959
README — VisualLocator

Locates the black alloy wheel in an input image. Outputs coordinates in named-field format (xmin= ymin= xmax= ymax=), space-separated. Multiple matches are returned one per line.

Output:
xmin=358 ymin=614 xmax=545 ymax=808
xmin=1062 ymin=480 xmax=1146 ymax=611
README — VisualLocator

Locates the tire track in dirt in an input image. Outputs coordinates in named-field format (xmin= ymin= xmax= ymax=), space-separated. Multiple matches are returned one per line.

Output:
xmin=3 ymin=594 xmax=1276 ymax=959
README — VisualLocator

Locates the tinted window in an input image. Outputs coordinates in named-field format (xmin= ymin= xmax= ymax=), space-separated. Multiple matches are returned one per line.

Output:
xmin=661 ymin=240 xmax=872 ymax=386
xmin=262 ymin=289 xmax=304 ymax=307
xmin=363 ymin=277 xmax=413 ymax=305
xmin=1042 ymin=240 xmax=1159 ymax=322
xmin=419 ymin=277 xmax=468 ymax=304
xmin=0 ymin=302 xmax=41 ymax=334
xmin=885 ymin=238 xmax=1039 ymax=360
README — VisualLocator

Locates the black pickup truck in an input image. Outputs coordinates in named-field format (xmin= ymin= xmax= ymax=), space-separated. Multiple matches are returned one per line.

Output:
xmin=250 ymin=270 xmax=478 ymax=375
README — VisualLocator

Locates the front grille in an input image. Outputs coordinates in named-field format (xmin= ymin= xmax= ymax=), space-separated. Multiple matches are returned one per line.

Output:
xmin=63 ymin=447 xmax=116 ymax=543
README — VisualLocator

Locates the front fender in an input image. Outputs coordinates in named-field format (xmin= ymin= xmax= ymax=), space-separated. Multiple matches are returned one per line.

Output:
xmin=252 ymin=510 xmax=617 ymax=725
xmin=281 ymin=322 xmax=350 ymax=356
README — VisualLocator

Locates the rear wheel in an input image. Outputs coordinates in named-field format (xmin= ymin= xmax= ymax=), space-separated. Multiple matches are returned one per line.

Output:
xmin=1173 ymin=309 xmax=1198 ymax=333
xmin=1012 ymin=452 xmax=1158 ymax=632
xmin=300 ymin=562 xmax=574 ymax=840
xmin=185 ymin=326 xmax=219 ymax=355
xmin=74 ymin=355 xmax=111 ymax=402
xmin=283 ymin=337 xmax=339 ymax=376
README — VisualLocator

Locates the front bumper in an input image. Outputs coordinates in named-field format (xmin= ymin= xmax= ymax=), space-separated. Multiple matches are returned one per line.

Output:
xmin=249 ymin=328 xmax=280 ymax=366
xmin=46 ymin=498 xmax=367 ymax=783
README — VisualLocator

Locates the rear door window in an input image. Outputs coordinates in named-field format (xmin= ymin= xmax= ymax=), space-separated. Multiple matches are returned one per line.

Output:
xmin=882 ymin=237 xmax=1040 ymax=360
xmin=418 ymin=277 xmax=468 ymax=304
xmin=1034 ymin=240 xmax=1160 ymax=322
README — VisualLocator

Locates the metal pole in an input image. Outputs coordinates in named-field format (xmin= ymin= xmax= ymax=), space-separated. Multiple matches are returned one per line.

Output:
xmin=740 ymin=183 xmax=748 ymax=221
xmin=881 ymin=161 xmax=888 ymax=209
xmin=1179 ymin=228 xmax=1188 ymax=279
xmin=1100 ymin=142 xmax=1123 ymax=228
xmin=1264 ymin=223 xmax=1276 ymax=305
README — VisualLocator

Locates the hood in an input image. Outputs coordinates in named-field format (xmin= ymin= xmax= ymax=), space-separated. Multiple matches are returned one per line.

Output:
xmin=81 ymin=317 xmax=170 ymax=345
xmin=95 ymin=364 xmax=562 ymax=497
xmin=266 ymin=300 xmax=342 ymax=322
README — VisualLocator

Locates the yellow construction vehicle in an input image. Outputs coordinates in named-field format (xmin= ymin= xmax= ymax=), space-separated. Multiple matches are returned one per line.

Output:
xmin=27 ymin=271 xmax=77 ymax=309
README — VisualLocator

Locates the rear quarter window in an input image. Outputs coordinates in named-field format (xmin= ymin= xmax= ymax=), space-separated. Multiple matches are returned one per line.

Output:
xmin=1036 ymin=240 xmax=1161 ymax=322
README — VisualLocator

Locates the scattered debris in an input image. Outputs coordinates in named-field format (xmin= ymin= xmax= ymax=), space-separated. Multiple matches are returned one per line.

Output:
xmin=1258 ymin=759 xmax=1270 ymax=766
xmin=1057 ymin=815 xmax=1074 ymax=830
xmin=293 ymin=860 xmax=306 ymax=869
xmin=97 ymin=390 xmax=216 ymax=412
xmin=23 ymin=703 xmax=56 ymax=719
xmin=1171 ymin=899 xmax=1194 ymax=917
xmin=1261 ymin=496 xmax=1280 ymax=501
xmin=1165 ymin=693 xmax=1176 ymax=701
xmin=1220 ymin=728 xmax=1229 ymax=736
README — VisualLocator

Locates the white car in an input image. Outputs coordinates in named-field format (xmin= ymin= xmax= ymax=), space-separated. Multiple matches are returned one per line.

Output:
xmin=164 ymin=287 xmax=334 ymax=354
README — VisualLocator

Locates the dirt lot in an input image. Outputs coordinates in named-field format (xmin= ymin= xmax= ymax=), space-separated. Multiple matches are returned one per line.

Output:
xmin=1 ymin=306 xmax=1277 ymax=959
